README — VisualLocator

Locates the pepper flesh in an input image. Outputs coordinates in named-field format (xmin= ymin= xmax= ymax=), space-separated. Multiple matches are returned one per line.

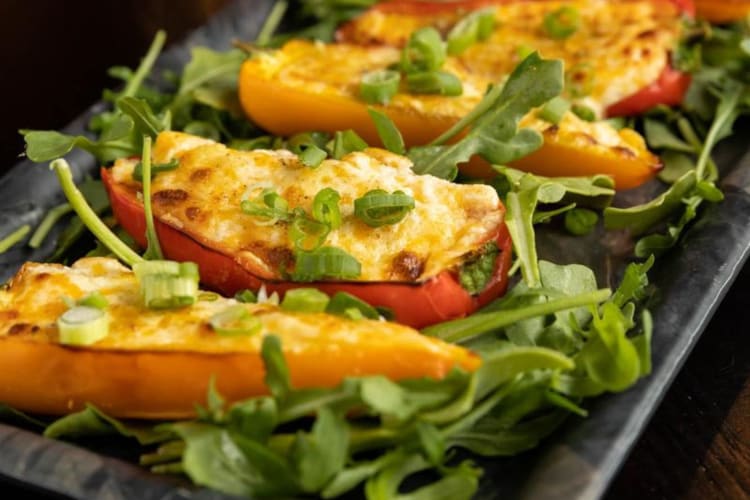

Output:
xmin=694 ymin=0 xmax=750 ymax=23
xmin=101 ymin=167 xmax=512 ymax=329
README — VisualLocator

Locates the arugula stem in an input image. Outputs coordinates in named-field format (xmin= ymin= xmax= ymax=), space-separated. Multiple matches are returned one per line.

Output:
xmin=695 ymin=85 xmax=742 ymax=181
xmin=0 ymin=224 xmax=31 ymax=254
xmin=51 ymin=159 xmax=143 ymax=266
xmin=123 ymin=30 xmax=166 ymax=98
xmin=676 ymin=116 xmax=718 ymax=179
xmin=141 ymin=137 xmax=164 ymax=260
xmin=29 ymin=203 xmax=72 ymax=249
xmin=423 ymin=288 xmax=611 ymax=343
xmin=429 ymin=84 xmax=502 ymax=145
xmin=256 ymin=0 xmax=289 ymax=47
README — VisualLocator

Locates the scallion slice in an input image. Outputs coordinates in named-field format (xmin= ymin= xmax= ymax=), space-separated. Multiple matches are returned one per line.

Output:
xmin=209 ymin=305 xmax=262 ymax=336
xmin=354 ymin=189 xmax=415 ymax=227
xmin=241 ymin=189 xmax=290 ymax=223
xmin=406 ymin=71 xmax=463 ymax=96
xmin=331 ymin=130 xmax=369 ymax=159
xmin=291 ymin=246 xmax=362 ymax=282
xmin=401 ymin=27 xmax=446 ymax=73
xmin=57 ymin=306 xmax=109 ymax=346
xmin=538 ymin=96 xmax=571 ymax=124
xmin=289 ymin=211 xmax=331 ymax=252
xmin=571 ymin=104 xmax=597 ymax=122
xmin=297 ymin=144 xmax=328 ymax=168
xmin=326 ymin=292 xmax=380 ymax=320
xmin=76 ymin=291 xmax=109 ymax=310
xmin=311 ymin=188 xmax=342 ymax=230
xmin=543 ymin=6 xmax=580 ymax=40
xmin=281 ymin=288 xmax=330 ymax=313
xmin=140 ymin=273 xmax=199 ymax=309
xmin=447 ymin=7 xmax=496 ymax=56
xmin=360 ymin=70 xmax=401 ymax=105
xmin=235 ymin=289 xmax=258 ymax=303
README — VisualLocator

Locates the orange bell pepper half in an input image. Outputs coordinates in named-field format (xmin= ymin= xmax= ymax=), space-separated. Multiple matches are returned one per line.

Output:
xmin=0 ymin=258 xmax=480 ymax=418
xmin=239 ymin=41 xmax=662 ymax=189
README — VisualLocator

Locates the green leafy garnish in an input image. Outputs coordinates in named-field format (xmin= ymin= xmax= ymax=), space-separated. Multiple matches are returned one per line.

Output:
xmin=410 ymin=53 xmax=563 ymax=180
xmin=458 ymin=242 xmax=500 ymax=295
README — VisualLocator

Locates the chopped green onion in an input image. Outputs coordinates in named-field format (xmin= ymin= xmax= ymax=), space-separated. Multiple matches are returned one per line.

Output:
xmin=281 ymin=288 xmax=330 ymax=313
xmin=140 ymin=274 xmax=198 ymax=309
xmin=543 ymin=6 xmax=580 ymax=39
xmin=0 ymin=225 xmax=31 ymax=254
xmin=354 ymin=189 xmax=415 ymax=227
xmin=331 ymin=130 xmax=369 ymax=159
xmin=311 ymin=188 xmax=342 ymax=230
xmin=29 ymin=203 xmax=73 ymax=249
xmin=133 ymin=260 xmax=199 ymax=309
xmin=360 ymin=70 xmax=401 ymax=105
xmin=241 ymin=189 xmax=290 ymax=223
xmin=235 ymin=289 xmax=258 ymax=303
xmin=566 ymin=63 xmax=595 ymax=97
xmin=289 ymin=211 xmax=330 ymax=251
xmin=538 ymin=96 xmax=571 ymax=124
xmin=571 ymin=104 xmax=596 ymax=122
xmin=565 ymin=208 xmax=599 ymax=236
xmin=209 ymin=305 xmax=262 ymax=336
xmin=291 ymin=246 xmax=362 ymax=282
xmin=326 ymin=291 xmax=380 ymax=320
xmin=76 ymin=291 xmax=109 ymax=310
xmin=133 ymin=260 xmax=196 ymax=281
xmin=447 ymin=8 xmax=496 ymax=56
xmin=297 ymin=144 xmax=327 ymax=168
xmin=57 ymin=306 xmax=109 ymax=346
xmin=198 ymin=292 xmax=220 ymax=302
xmin=132 ymin=159 xmax=180 ymax=181
xmin=401 ymin=27 xmax=446 ymax=73
xmin=367 ymin=108 xmax=406 ymax=155
xmin=406 ymin=71 xmax=463 ymax=96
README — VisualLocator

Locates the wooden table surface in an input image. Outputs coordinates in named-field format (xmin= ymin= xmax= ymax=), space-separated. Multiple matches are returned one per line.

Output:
xmin=0 ymin=1 xmax=748 ymax=499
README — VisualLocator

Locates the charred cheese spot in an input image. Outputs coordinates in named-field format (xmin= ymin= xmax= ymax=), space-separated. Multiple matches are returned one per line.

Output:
xmin=391 ymin=251 xmax=425 ymax=281
xmin=153 ymin=189 xmax=189 ymax=206
xmin=111 ymin=132 xmax=504 ymax=282
xmin=185 ymin=206 xmax=202 ymax=221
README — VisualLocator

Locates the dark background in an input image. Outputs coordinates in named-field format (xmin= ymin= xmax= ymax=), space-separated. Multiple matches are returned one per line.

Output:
xmin=0 ymin=1 xmax=747 ymax=498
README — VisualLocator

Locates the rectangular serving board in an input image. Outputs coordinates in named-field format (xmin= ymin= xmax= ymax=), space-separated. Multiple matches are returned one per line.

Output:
xmin=1 ymin=1 xmax=750 ymax=499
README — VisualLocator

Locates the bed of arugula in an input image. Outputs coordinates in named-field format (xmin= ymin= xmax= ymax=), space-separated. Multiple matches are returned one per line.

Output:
xmin=3 ymin=2 xmax=750 ymax=499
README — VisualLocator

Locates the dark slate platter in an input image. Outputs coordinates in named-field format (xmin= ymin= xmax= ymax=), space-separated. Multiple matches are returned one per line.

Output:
xmin=1 ymin=1 xmax=749 ymax=499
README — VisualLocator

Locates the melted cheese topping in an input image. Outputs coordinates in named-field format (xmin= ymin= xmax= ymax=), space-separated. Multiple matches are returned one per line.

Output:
xmin=110 ymin=132 xmax=504 ymax=282
xmin=339 ymin=0 xmax=682 ymax=114
xmin=0 ymin=258 xmax=472 ymax=364
xmin=250 ymin=39 xmax=655 ymax=157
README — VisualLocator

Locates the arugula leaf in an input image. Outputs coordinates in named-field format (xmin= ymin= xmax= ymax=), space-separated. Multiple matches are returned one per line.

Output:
xmin=604 ymin=170 xmax=696 ymax=235
xmin=44 ymin=404 xmax=170 ymax=445
xmin=368 ymin=108 xmax=406 ymax=154
xmin=140 ymin=137 xmax=164 ymax=260
xmin=262 ymin=335 xmax=291 ymax=400
xmin=495 ymin=166 xmax=614 ymax=287
xmin=290 ymin=406 xmax=349 ymax=492
xmin=410 ymin=53 xmax=563 ymax=180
